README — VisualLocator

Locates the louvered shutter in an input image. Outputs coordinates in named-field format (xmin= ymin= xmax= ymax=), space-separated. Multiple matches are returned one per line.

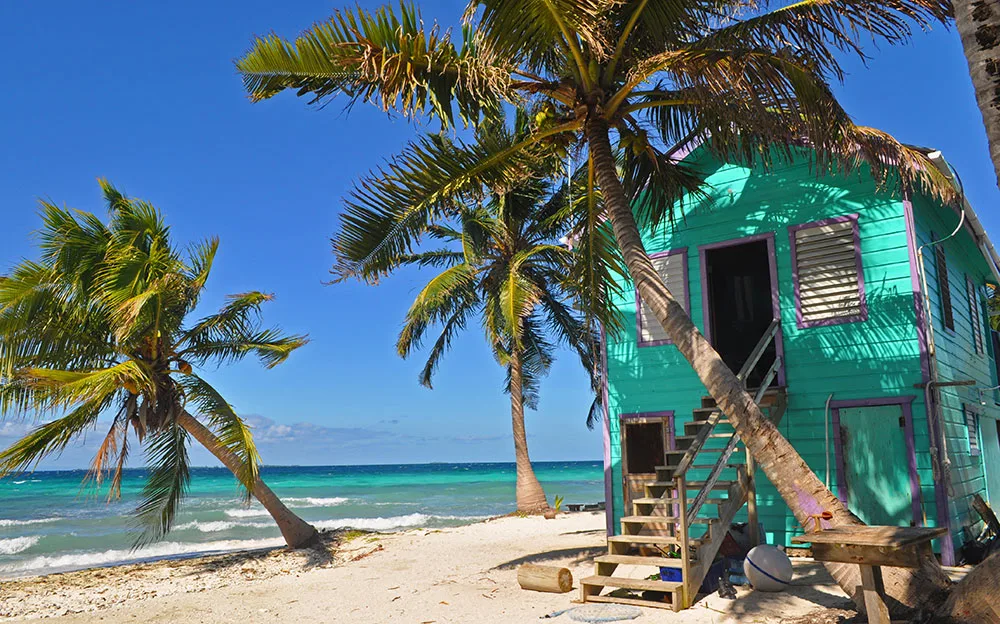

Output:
xmin=793 ymin=219 xmax=865 ymax=325
xmin=638 ymin=252 xmax=687 ymax=345
xmin=968 ymin=276 xmax=984 ymax=355
xmin=936 ymin=245 xmax=955 ymax=330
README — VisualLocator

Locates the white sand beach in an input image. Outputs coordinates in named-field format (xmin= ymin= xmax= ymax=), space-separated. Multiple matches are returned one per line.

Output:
xmin=0 ymin=512 xmax=859 ymax=623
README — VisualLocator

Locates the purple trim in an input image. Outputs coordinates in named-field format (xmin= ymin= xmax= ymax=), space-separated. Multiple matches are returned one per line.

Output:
xmin=636 ymin=248 xmax=689 ymax=348
xmin=697 ymin=232 xmax=786 ymax=386
xmin=829 ymin=396 xmax=923 ymax=527
xmin=667 ymin=135 xmax=706 ymax=163
xmin=600 ymin=327 xmax=613 ymax=537
xmin=903 ymin=200 xmax=932 ymax=383
xmin=788 ymin=214 xmax=868 ymax=329
xmin=619 ymin=411 xmax=676 ymax=448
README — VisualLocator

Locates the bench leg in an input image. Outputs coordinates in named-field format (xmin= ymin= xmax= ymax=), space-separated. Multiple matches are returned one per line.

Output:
xmin=859 ymin=564 xmax=890 ymax=624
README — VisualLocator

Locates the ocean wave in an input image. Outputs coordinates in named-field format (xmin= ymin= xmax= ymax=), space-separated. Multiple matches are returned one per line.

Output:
xmin=285 ymin=497 xmax=349 ymax=507
xmin=12 ymin=481 xmax=26 ymax=485
xmin=0 ymin=536 xmax=41 ymax=555
xmin=0 ymin=518 xmax=60 ymax=528
xmin=223 ymin=508 xmax=270 ymax=519
xmin=176 ymin=520 xmax=271 ymax=533
xmin=313 ymin=513 xmax=485 ymax=532
xmin=0 ymin=537 xmax=285 ymax=577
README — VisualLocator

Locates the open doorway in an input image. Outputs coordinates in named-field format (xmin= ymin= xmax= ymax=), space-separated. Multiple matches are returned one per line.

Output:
xmin=620 ymin=413 xmax=673 ymax=513
xmin=702 ymin=237 xmax=779 ymax=387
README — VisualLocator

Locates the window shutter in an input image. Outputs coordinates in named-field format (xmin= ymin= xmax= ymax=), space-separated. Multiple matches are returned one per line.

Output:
xmin=968 ymin=276 xmax=984 ymax=355
xmin=936 ymin=245 xmax=954 ymax=330
xmin=792 ymin=218 xmax=865 ymax=326
xmin=965 ymin=404 xmax=981 ymax=457
xmin=638 ymin=251 xmax=687 ymax=345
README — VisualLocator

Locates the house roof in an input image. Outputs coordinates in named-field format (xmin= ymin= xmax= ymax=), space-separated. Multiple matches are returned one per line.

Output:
xmin=919 ymin=150 xmax=1000 ymax=285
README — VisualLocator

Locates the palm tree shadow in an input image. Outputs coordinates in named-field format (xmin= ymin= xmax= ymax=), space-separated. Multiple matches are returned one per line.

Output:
xmin=181 ymin=530 xmax=352 ymax=578
xmin=491 ymin=546 xmax=606 ymax=570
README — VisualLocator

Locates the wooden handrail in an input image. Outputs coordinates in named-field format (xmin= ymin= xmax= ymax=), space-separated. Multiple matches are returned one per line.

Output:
xmin=685 ymin=356 xmax=781 ymax=523
xmin=736 ymin=318 xmax=780 ymax=385
xmin=672 ymin=319 xmax=781 ymax=482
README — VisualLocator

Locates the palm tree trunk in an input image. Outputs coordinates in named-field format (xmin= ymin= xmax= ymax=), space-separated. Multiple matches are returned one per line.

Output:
xmin=953 ymin=0 xmax=1000 ymax=188
xmin=584 ymin=114 xmax=951 ymax=614
xmin=510 ymin=348 xmax=549 ymax=513
xmin=177 ymin=411 xmax=319 ymax=548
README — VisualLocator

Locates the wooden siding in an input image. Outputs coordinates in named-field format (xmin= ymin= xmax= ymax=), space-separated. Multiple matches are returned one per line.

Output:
xmin=606 ymin=147 xmax=930 ymax=549
xmin=910 ymin=192 xmax=998 ymax=551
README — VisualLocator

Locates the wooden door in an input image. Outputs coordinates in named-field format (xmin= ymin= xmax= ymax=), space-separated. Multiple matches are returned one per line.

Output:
xmin=981 ymin=417 xmax=1000 ymax=507
xmin=840 ymin=405 xmax=914 ymax=526
xmin=621 ymin=418 xmax=671 ymax=512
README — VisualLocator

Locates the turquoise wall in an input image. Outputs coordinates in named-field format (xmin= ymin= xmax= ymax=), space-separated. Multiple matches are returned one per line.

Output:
xmin=910 ymin=191 xmax=999 ymax=552
xmin=606 ymin=147 xmax=933 ymax=548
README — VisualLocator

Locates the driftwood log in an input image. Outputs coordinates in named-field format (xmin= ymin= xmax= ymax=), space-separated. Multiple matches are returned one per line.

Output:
xmin=517 ymin=564 xmax=572 ymax=593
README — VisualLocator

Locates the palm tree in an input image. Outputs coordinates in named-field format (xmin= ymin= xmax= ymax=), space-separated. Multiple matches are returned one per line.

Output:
xmin=235 ymin=1 xmax=965 ymax=613
xmin=335 ymin=116 xmax=616 ymax=512
xmin=953 ymin=0 xmax=1000 ymax=189
xmin=0 ymin=181 xmax=318 ymax=548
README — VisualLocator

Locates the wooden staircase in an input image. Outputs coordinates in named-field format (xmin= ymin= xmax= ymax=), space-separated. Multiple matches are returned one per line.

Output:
xmin=582 ymin=320 xmax=788 ymax=611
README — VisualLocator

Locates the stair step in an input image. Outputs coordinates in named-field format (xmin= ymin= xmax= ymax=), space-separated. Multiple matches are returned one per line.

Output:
xmin=632 ymin=496 xmax=727 ymax=506
xmin=608 ymin=534 xmax=681 ymax=546
xmin=658 ymin=462 xmax=743 ymax=472
xmin=594 ymin=554 xmax=689 ymax=568
xmin=621 ymin=515 xmax=715 ymax=525
xmin=582 ymin=575 xmax=683 ymax=593
xmin=647 ymin=480 xmax=736 ymax=489
xmin=622 ymin=515 xmax=679 ymax=523
xmin=686 ymin=480 xmax=737 ymax=489
xmin=583 ymin=593 xmax=677 ymax=610
xmin=676 ymin=433 xmax=733 ymax=443
xmin=684 ymin=419 xmax=733 ymax=432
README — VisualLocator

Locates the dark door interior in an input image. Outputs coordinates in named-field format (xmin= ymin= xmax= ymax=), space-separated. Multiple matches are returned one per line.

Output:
xmin=704 ymin=240 xmax=776 ymax=387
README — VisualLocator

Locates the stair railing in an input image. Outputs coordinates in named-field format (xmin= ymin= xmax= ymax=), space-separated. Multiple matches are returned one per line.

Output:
xmin=671 ymin=319 xmax=781 ymax=480
xmin=685 ymin=356 xmax=781 ymax=522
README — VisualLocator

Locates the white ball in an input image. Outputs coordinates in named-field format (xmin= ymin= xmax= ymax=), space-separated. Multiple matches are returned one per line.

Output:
xmin=744 ymin=545 xmax=793 ymax=592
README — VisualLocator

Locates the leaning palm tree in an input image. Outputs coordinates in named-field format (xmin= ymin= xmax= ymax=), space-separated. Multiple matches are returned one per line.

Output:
xmin=336 ymin=116 xmax=616 ymax=512
xmin=0 ymin=181 xmax=318 ymax=548
xmin=953 ymin=0 xmax=1000 ymax=190
xmin=236 ymin=1 xmax=964 ymax=614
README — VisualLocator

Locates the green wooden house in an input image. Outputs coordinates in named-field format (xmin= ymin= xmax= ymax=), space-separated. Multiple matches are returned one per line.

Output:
xmin=582 ymin=143 xmax=1000 ymax=610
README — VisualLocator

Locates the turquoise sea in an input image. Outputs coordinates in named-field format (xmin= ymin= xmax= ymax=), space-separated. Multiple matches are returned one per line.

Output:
xmin=0 ymin=461 xmax=603 ymax=578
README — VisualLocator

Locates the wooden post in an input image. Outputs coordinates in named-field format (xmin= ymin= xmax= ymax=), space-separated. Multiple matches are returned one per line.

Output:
xmin=676 ymin=475 xmax=691 ymax=608
xmin=745 ymin=445 xmax=759 ymax=548
xmin=858 ymin=565 xmax=891 ymax=624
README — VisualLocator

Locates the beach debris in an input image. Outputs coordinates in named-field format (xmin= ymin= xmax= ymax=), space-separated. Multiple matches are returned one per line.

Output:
xmin=518 ymin=564 xmax=573 ymax=593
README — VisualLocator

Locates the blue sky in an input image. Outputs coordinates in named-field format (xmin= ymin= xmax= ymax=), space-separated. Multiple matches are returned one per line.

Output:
xmin=1 ymin=2 xmax=997 ymax=468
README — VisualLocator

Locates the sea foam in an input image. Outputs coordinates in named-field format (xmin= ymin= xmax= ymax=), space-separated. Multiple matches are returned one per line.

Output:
xmin=0 ymin=518 xmax=60 ymax=528
xmin=0 ymin=537 xmax=286 ymax=577
xmin=312 ymin=513 xmax=484 ymax=531
xmin=176 ymin=520 xmax=271 ymax=533
xmin=222 ymin=509 xmax=270 ymax=519
xmin=286 ymin=497 xmax=349 ymax=507
xmin=0 ymin=536 xmax=41 ymax=555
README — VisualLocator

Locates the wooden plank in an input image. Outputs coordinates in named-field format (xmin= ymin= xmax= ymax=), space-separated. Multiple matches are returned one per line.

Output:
xmin=594 ymin=554 xmax=687 ymax=568
xmin=790 ymin=526 xmax=946 ymax=548
xmin=581 ymin=575 xmax=682 ymax=593
xmin=859 ymin=565 xmax=891 ymax=624
xmin=808 ymin=542 xmax=925 ymax=568
xmin=584 ymin=594 xmax=676 ymax=611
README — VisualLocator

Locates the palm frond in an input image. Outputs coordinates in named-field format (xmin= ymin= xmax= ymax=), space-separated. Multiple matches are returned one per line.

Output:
xmin=0 ymin=396 xmax=109 ymax=478
xmin=237 ymin=2 xmax=508 ymax=128
xmin=178 ymin=375 xmax=260 ymax=500
xmin=398 ymin=263 xmax=480 ymax=358
xmin=134 ymin=424 xmax=190 ymax=547
xmin=695 ymin=0 xmax=952 ymax=82
xmin=331 ymin=128 xmax=565 ymax=284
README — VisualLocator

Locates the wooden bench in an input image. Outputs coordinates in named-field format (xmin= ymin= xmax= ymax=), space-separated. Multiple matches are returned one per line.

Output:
xmin=791 ymin=526 xmax=946 ymax=624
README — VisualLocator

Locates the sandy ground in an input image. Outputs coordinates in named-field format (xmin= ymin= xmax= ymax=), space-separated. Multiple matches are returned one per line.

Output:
xmin=1 ymin=512 xmax=860 ymax=623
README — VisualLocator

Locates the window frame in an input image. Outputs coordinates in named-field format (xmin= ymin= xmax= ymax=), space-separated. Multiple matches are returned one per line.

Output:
xmin=789 ymin=214 xmax=867 ymax=329
xmin=636 ymin=248 xmax=690 ymax=347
